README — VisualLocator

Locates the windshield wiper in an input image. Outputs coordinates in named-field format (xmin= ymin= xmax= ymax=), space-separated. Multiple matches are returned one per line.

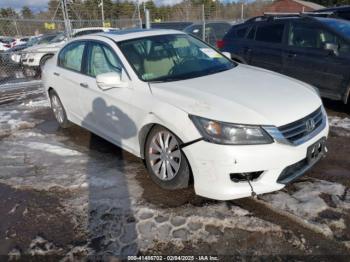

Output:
xmin=148 ymin=76 xmax=189 ymax=83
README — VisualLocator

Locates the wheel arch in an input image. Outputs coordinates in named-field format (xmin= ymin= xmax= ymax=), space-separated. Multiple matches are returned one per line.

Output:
xmin=140 ymin=122 xmax=195 ymax=187
xmin=40 ymin=53 xmax=54 ymax=66
xmin=139 ymin=123 xmax=156 ymax=159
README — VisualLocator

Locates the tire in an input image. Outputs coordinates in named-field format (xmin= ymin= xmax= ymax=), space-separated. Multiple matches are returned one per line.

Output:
xmin=49 ymin=90 xmax=70 ymax=128
xmin=22 ymin=66 xmax=37 ymax=78
xmin=145 ymin=126 xmax=191 ymax=190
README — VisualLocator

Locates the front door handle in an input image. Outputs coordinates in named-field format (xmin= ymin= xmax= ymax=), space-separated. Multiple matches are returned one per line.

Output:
xmin=53 ymin=72 xmax=60 ymax=76
xmin=80 ymin=83 xmax=89 ymax=88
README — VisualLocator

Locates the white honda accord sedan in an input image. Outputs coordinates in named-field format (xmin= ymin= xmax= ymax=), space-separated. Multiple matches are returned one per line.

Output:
xmin=42 ymin=29 xmax=329 ymax=200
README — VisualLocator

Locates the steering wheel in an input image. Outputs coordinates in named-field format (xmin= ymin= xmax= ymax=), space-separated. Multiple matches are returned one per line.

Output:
xmin=168 ymin=57 xmax=198 ymax=75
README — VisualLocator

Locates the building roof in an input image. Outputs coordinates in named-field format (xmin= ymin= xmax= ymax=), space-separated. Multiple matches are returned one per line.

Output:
xmin=292 ymin=0 xmax=325 ymax=10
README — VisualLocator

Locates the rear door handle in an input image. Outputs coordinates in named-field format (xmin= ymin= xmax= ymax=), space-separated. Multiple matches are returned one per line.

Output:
xmin=80 ymin=83 xmax=89 ymax=88
xmin=53 ymin=72 xmax=60 ymax=76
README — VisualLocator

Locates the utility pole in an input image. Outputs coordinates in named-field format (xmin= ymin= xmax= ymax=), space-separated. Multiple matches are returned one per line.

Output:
xmin=61 ymin=0 xmax=72 ymax=38
xmin=137 ymin=0 xmax=142 ymax=28
xmin=202 ymin=4 xmax=205 ymax=41
xmin=99 ymin=0 xmax=105 ymax=26
xmin=145 ymin=9 xmax=150 ymax=29
xmin=241 ymin=3 xmax=244 ymax=20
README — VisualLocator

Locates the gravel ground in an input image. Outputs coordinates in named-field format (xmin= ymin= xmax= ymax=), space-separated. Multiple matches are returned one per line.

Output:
xmin=0 ymin=84 xmax=349 ymax=261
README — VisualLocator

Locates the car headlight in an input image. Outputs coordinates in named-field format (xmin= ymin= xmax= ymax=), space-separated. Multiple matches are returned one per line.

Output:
xmin=190 ymin=115 xmax=273 ymax=145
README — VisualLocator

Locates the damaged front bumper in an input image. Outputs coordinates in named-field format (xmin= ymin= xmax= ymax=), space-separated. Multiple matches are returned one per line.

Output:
xmin=181 ymin=123 xmax=329 ymax=201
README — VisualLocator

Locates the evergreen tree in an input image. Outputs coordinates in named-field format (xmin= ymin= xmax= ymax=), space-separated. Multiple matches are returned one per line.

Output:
xmin=21 ymin=6 xmax=33 ymax=19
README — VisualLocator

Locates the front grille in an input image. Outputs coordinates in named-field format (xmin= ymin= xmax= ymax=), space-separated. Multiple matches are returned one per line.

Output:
xmin=278 ymin=107 xmax=324 ymax=144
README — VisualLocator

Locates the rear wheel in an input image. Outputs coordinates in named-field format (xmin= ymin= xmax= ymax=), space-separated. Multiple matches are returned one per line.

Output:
xmin=49 ymin=90 xmax=70 ymax=128
xmin=145 ymin=126 xmax=190 ymax=190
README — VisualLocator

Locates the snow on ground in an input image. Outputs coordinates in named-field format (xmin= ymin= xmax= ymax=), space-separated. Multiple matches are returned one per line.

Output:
xmin=0 ymin=125 xmax=283 ymax=256
xmin=261 ymin=179 xmax=350 ymax=239
xmin=328 ymin=116 xmax=350 ymax=136
xmin=21 ymin=99 xmax=50 ymax=108
xmin=0 ymin=80 xmax=41 ymax=91
xmin=1 ymin=85 xmax=349 ymax=256
xmin=0 ymin=109 xmax=37 ymax=137
xmin=0 ymin=91 xmax=49 ymax=137
xmin=329 ymin=116 xmax=350 ymax=130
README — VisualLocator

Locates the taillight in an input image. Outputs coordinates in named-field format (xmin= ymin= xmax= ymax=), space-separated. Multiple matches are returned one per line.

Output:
xmin=216 ymin=39 xmax=226 ymax=49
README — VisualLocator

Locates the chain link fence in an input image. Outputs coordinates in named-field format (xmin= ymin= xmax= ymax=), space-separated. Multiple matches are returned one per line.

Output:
xmin=0 ymin=17 xmax=141 ymax=86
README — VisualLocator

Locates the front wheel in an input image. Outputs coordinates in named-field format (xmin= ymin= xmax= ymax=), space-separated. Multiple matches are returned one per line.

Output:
xmin=49 ymin=91 xmax=70 ymax=128
xmin=145 ymin=126 xmax=191 ymax=190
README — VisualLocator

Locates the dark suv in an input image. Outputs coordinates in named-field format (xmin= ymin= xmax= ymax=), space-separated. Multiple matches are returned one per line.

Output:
xmin=221 ymin=15 xmax=350 ymax=104
xmin=316 ymin=5 xmax=350 ymax=21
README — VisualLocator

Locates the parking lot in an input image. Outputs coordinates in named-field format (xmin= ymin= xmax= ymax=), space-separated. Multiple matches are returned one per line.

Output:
xmin=0 ymin=82 xmax=349 ymax=260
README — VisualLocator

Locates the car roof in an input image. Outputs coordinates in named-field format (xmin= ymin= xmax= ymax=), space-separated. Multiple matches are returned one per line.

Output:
xmin=72 ymin=27 xmax=117 ymax=33
xmin=243 ymin=14 xmax=325 ymax=24
xmin=150 ymin=22 xmax=193 ymax=30
xmin=189 ymin=21 xmax=235 ymax=26
xmin=95 ymin=28 xmax=185 ymax=42
xmin=317 ymin=5 xmax=350 ymax=12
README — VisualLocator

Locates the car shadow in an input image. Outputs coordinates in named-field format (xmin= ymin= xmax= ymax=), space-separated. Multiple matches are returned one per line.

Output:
xmin=81 ymin=97 xmax=138 ymax=259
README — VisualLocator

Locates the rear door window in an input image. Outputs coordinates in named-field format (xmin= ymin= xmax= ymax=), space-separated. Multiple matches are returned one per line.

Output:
xmin=255 ymin=23 xmax=285 ymax=43
xmin=289 ymin=22 xmax=337 ymax=49
xmin=236 ymin=26 xmax=248 ymax=38
xmin=58 ymin=41 xmax=86 ymax=72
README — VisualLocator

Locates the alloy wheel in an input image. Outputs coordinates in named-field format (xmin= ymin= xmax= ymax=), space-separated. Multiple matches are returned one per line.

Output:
xmin=51 ymin=95 xmax=64 ymax=124
xmin=148 ymin=131 xmax=182 ymax=181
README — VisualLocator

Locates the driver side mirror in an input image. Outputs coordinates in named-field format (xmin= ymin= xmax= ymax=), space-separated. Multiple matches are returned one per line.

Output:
xmin=324 ymin=42 xmax=339 ymax=56
xmin=96 ymin=71 xmax=128 ymax=90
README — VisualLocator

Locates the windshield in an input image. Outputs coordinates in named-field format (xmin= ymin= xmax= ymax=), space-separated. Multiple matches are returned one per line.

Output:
xmin=50 ymin=33 xmax=66 ymax=43
xmin=37 ymin=34 xmax=58 ymax=45
xmin=118 ymin=34 xmax=235 ymax=82
xmin=27 ymin=37 xmax=40 ymax=46
xmin=321 ymin=18 xmax=350 ymax=38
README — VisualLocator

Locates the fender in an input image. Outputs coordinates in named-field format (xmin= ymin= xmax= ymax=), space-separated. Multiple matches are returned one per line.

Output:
xmin=137 ymin=101 xmax=200 ymax=159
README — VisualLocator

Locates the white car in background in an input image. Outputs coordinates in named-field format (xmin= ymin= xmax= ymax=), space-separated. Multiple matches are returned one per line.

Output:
xmin=21 ymin=27 xmax=119 ymax=77
xmin=12 ymin=37 xmax=30 ymax=47
xmin=42 ymin=29 xmax=329 ymax=200
xmin=0 ymin=37 xmax=15 ymax=51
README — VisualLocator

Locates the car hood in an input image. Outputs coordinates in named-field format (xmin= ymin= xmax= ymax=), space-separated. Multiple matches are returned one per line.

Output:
xmin=23 ymin=42 xmax=64 ymax=52
xmin=150 ymin=64 xmax=322 ymax=127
